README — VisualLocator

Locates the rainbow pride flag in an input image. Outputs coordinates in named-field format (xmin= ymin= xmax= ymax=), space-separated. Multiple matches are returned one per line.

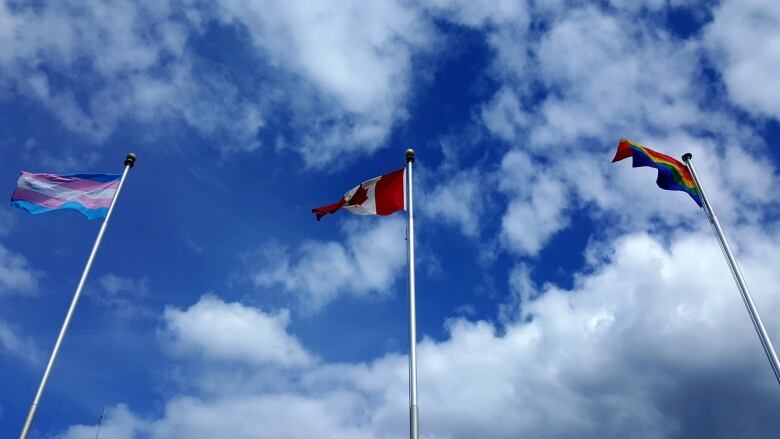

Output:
xmin=612 ymin=138 xmax=702 ymax=207
xmin=11 ymin=172 xmax=122 ymax=219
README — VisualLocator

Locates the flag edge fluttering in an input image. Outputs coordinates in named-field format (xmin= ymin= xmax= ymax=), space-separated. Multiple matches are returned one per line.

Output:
xmin=612 ymin=138 xmax=703 ymax=207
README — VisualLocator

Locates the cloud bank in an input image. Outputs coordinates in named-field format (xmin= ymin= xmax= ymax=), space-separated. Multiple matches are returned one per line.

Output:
xmin=55 ymin=226 xmax=780 ymax=438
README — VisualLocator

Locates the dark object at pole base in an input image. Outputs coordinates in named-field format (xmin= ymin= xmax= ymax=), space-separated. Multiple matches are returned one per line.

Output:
xmin=125 ymin=153 xmax=137 ymax=168
xmin=406 ymin=148 xmax=415 ymax=163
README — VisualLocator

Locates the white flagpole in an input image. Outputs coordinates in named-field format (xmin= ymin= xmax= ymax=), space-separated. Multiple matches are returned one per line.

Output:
xmin=405 ymin=148 xmax=419 ymax=439
xmin=683 ymin=153 xmax=780 ymax=385
xmin=19 ymin=153 xmax=137 ymax=439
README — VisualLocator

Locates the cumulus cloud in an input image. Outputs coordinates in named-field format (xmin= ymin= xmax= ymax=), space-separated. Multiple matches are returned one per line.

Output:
xmin=444 ymin=3 xmax=716 ymax=255
xmin=0 ymin=0 xmax=261 ymax=150
xmin=163 ymin=295 xmax=313 ymax=368
xmin=480 ymin=86 xmax=528 ymax=143
xmin=251 ymin=217 xmax=407 ymax=313
xmin=497 ymin=150 xmax=571 ymax=256
xmin=54 ymin=404 xmax=145 ymax=439
xmin=0 ymin=236 xmax=39 ymax=365
xmin=99 ymin=274 xmax=150 ymax=296
xmin=456 ymin=1 xmax=780 ymax=255
xmin=22 ymin=2 xmax=780 ymax=438
xmin=529 ymin=6 xmax=704 ymax=145
xmin=420 ymin=0 xmax=530 ymax=28
xmin=0 ymin=319 xmax=40 ymax=365
xmin=213 ymin=0 xmax=436 ymax=166
xmin=0 ymin=244 xmax=38 ymax=296
xmin=55 ymin=394 xmax=379 ymax=439
xmin=704 ymin=0 xmax=780 ymax=121
xmin=89 ymin=274 xmax=153 ymax=319
xmin=421 ymin=168 xmax=486 ymax=237
xmin=0 ymin=209 xmax=16 ymax=237
xmin=0 ymin=0 xmax=440 ymax=166
xmin=55 ymin=228 xmax=780 ymax=438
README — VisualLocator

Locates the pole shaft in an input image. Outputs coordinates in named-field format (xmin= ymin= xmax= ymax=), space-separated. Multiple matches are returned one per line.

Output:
xmin=683 ymin=155 xmax=780 ymax=385
xmin=406 ymin=155 xmax=419 ymax=439
xmin=19 ymin=163 xmax=133 ymax=439
xmin=95 ymin=406 xmax=108 ymax=439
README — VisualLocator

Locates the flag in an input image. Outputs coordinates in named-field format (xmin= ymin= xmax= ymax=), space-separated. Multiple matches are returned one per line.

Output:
xmin=313 ymin=168 xmax=405 ymax=220
xmin=613 ymin=138 xmax=702 ymax=206
xmin=11 ymin=172 xmax=122 ymax=219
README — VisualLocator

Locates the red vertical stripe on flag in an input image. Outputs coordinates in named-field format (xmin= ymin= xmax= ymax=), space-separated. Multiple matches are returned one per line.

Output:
xmin=375 ymin=168 xmax=405 ymax=215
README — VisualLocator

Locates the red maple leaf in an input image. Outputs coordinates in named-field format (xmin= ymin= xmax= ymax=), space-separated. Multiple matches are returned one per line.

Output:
xmin=346 ymin=184 xmax=369 ymax=206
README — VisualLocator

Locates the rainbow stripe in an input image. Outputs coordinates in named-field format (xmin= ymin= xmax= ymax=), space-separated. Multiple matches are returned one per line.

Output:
xmin=11 ymin=172 xmax=121 ymax=219
xmin=613 ymin=138 xmax=702 ymax=207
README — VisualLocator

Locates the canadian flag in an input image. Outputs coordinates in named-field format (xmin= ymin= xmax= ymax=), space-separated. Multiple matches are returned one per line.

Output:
xmin=312 ymin=168 xmax=406 ymax=220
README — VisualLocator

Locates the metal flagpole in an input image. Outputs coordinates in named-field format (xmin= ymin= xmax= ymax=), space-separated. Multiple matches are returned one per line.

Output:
xmin=405 ymin=148 xmax=419 ymax=439
xmin=95 ymin=406 xmax=108 ymax=439
xmin=683 ymin=153 xmax=780 ymax=385
xmin=19 ymin=153 xmax=137 ymax=439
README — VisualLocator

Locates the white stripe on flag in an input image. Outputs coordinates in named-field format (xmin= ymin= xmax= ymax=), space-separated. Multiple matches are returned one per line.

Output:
xmin=18 ymin=177 xmax=118 ymax=200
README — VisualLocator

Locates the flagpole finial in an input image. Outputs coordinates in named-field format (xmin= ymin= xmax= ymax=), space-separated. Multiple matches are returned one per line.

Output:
xmin=406 ymin=148 xmax=415 ymax=163
xmin=682 ymin=153 xmax=692 ymax=162
xmin=124 ymin=153 xmax=137 ymax=168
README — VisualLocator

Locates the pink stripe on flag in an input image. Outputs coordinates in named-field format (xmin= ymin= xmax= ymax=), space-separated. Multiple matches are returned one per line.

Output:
xmin=12 ymin=187 xmax=114 ymax=210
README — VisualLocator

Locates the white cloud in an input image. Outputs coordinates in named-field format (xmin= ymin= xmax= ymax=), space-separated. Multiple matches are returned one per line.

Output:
xmin=213 ymin=0 xmax=436 ymax=166
xmin=480 ymin=86 xmax=527 ymax=143
xmin=0 ymin=319 xmax=40 ymax=365
xmin=252 ymin=217 xmax=407 ymax=313
xmin=0 ymin=0 xmax=440 ymax=166
xmin=720 ymin=143 xmax=779 ymax=205
xmin=0 ymin=1 xmax=218 ymax=143
xmin=705 ymin=0 xmax=780 ymax=121
xmin=407 ymin=3 xmax=731 ymax=252
xmin=90 ymin=274 xmax=153 ymax=319
xmin=0 ymin=244 xmax=38 ymax=296
xmin=0 ymin=210 xmax=16 ymax=237
xmin=0 ymin=239 xmax=39 ymax=364
xmin=56 ymin=394 xmax=378 ymax=439
xmin=55 ymin=228 xmax=780 ymax=438
xmin=420 ymin=0 xmax=530 ymax=28
xmin=99 ymin=274 xmax=150 ymax=296
xmin=421 ymin=169 xmax=486 ymax=237
xmin=501 ymin=182 xmax=569 ymax=256
xmin=155 ymin=394 xmax=375 ymax=439
xmin=459 ymin=2 xmax=780 ymax=255
xmin=529 ymin=6 xmax=704 ymax=146
xmin=19 ymin=2 xmax=780 ymax=438
xmin=604 ymin=0 xmax=706 ymax=14
xmin=54 ymin=404 xmax=145 ymax=439
xmin=498 ymin=150 xmax=571 ymax=256
xmin=163 ymin=295 xmax=313 ymax=368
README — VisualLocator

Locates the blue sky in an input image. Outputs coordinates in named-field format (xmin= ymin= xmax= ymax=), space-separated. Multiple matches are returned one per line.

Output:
xmin=2 ymin=0 xmax=780 ymax=438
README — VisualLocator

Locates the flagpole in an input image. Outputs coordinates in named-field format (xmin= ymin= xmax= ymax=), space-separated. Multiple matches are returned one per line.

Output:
xmin=95 ymin=406 xmax=108 ymax=439
xmin=405 ymin=148 xmax=419 ymax=439
xmin=683 ymin=153 xmax=780 ymax=385
xmin=19 ymin=153 xmax=137 ymax=439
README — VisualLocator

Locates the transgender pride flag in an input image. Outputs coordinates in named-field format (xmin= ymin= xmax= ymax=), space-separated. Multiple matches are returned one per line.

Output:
xmin=11 ymin=172 xmax=122 ymax=220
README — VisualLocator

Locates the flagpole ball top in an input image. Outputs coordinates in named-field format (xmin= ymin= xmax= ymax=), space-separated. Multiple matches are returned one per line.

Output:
xmin=682 ymin=153 xmax=692 ymax=162
xmin=406 ymin=148 xmax=415 ymax=163
xmin=125 ymin=153 xmax=137 ymax=168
